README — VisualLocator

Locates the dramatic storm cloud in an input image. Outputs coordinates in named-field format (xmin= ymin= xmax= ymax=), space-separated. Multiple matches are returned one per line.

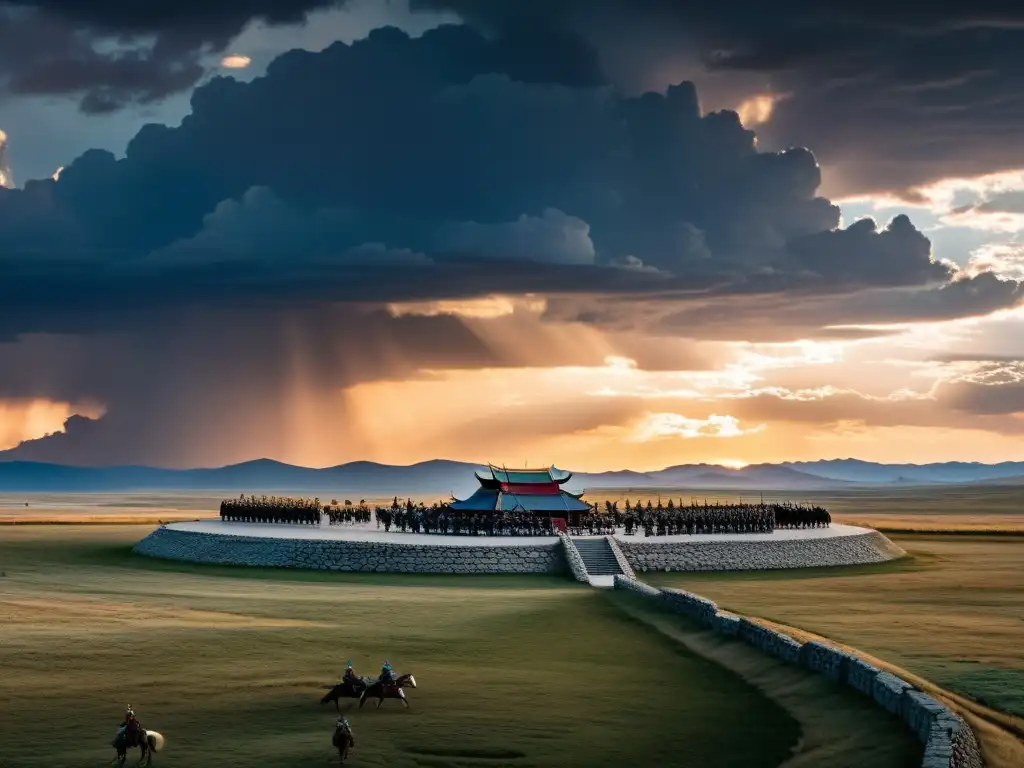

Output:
xmin=0 ymin=11 xmax=1023 ymax=468
xmin=410 ymin=1 xmax=1024 ymax=196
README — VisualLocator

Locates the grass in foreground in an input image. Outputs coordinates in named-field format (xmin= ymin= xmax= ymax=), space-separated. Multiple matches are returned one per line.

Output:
xmin=0 ymin=526 xmax=804 ymax=768
xmin=608 ymin=591 xmax=922 ymax=768
xmin=645 ymin=535 xmax=1024 ymax=719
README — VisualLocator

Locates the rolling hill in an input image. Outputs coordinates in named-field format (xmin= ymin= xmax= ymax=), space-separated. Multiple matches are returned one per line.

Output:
xmin=2 ymin=457 xmax=1024 ymax=493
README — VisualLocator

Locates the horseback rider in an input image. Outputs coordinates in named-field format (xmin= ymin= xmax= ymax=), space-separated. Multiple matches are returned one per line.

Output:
xmin=379 ymin=660 xmax=396 ymax=687
xmin=119 ymin=705 xmax=141 ymax=746
xmin=343 ymin=659 xmax=361 ymax=691
xmin=334 ymin=716 xmax=354 ymax=754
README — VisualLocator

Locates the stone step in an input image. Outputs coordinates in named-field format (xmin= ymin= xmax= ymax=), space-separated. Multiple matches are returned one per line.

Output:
xmin=570 ymin=537 xmax=624 ymax=577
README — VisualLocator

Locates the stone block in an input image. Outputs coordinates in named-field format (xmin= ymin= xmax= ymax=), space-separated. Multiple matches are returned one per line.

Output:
xmin=873 ymin=671 xmax=913 ymax=715
xmin=712 ymin=612 xmax=741 ymax=636
xmin=902 ymin=689 xmax=953 ymax=743
xmin=844 ymin=657 xmax=880 ymax=696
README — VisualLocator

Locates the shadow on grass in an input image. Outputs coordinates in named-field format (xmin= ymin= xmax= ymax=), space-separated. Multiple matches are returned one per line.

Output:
xmin=404 ymin=746 xmax=528 ymax=759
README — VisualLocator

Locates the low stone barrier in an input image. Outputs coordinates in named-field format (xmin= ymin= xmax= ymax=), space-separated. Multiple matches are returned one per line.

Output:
xmin=711 ymin=611 xmax=741 ymax=636
xmin=613 ymin=574 xmax=662 ymax=599
xmin=739 ymin=618 xmax=803 ymax=664
xmin=612 ymin=575 xmax=984 ymax=768
xmin=846 ymin=657 xmax=881 ymax=696
xmin=799 ymin=640 xmax=854 ymax=683
xmin=605 ymin=535 xmax=636 ymax=579
xmin=134 ymin=526 xmax=566 ymax=574
xmin=618 ymin=528 xmax=902 ymax=572
xmin=904 ymin=690 xmax=953 ymax=743
xmin=874 ymin=671 xmax=915 ymax=715
xmin=661 ymin=588 xmax=718 ymax=626
xmin=558 ymin=533 xmax=589 ymax=583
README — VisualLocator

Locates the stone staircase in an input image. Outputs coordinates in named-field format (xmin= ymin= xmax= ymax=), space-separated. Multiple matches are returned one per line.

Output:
xmin=571 ymin=537 xmax=624 ymax=584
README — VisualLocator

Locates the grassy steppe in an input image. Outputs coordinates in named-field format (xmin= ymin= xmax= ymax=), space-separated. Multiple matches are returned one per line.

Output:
xmin=647 ymin=535 xmax=1024 ymax=721
xmin=7 ymin=484 xmax=1024 ymax=532
xmin=0 ymin=526 xmax=812 ymax=768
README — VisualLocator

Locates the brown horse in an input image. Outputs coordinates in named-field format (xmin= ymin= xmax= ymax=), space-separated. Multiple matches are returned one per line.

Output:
xmin=359 ymin=673 xmax=417 ymax=709
xmin=112 ymin=727 xmax=165 ymax=767
xmin=332 ymin=719 xmax=355 ymax=764
xmin=321 ymin=676 xmax=374 ymax=712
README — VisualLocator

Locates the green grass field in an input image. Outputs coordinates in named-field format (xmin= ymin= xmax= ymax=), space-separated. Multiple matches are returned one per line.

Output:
xmin=3 ymin=526 xmax=799 ymax=768
xmin=0 ymin=526 xmax=927 ymax=768
xmin=646 ymin=534 xmax=1024 ymax=768
xmin=5 ymin=485 xmax=1023 ymax=766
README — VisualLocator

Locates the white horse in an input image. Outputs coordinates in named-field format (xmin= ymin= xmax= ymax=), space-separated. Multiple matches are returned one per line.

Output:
xmin=112 ymin=727 xmax=165 ymax=767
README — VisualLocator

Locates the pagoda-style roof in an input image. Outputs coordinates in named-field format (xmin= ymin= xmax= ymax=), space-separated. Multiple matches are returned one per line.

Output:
xmin=451 ymin=463 xmax=588 ymax=514
xmin=474 ymin=465 xmax=573 ymax=488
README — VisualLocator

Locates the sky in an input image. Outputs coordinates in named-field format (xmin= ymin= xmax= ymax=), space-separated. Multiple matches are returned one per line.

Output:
xmin=2 ymin=1 xmax=1024 ymax=470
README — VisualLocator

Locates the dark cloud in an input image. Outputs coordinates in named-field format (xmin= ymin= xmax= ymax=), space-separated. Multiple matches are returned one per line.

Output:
xmin=0 ymin=2 xmax=341 ymax=111
xmin=0 ymin=22 xmax=1017 ymax=465
xmin=0 ymin=1 xmax=607 ymax=112
xmin=543 ymin=273 xmax=1024 ymax=342
xmin=411 ymin=1 xmax=1024 ymax=195
xmin=0 ymin=25 xmax=969 ymax=340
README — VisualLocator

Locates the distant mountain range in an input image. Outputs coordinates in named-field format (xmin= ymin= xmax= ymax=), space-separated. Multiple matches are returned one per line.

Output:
xmin=2 ymin=457 xmax=1024 ymax=494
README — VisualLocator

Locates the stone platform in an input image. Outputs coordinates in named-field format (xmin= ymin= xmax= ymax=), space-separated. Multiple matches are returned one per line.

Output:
xmin=614 ymin=523 xmax=905 ymax=572
xmin=133 ymin=520 xmax=904 ymax=575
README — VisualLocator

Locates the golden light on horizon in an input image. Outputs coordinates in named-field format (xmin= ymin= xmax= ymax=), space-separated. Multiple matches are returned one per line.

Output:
xmin=221 ymin=54 xmax=252 ymax=70
xmin=0 ymin=399 xmax=105 ymax=450
xmin=716 ymin=458 xmax=749 ymax=469
xmin=736 ymin=94 xmax=777 ymax=127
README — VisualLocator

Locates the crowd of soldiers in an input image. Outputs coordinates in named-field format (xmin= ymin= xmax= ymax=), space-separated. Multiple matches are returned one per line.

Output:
xmin=219 ymin=495 xmax=322 ymax=525
xmin=325 ymin=502 xmax=373 ymax=526
xmin=219 ymin=494 xmax=830 ymax=536
xmin=591 ymin=499 xmax=830 ymax=536
xmin=374 ymin=498 xmax=556 ymax=536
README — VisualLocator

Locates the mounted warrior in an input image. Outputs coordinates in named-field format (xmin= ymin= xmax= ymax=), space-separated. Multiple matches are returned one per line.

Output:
xmin=118 ymin=706 xmax=141 ymax=749
xmin=343 ymin=660 xmax=364 ymax=693
xmin=333 ymin=716 xmax=355 ymax=764
xmin=112 ymin=705 xmax=165 ymax=767
xmin=379 ymin=660 xmax=397 ymax=689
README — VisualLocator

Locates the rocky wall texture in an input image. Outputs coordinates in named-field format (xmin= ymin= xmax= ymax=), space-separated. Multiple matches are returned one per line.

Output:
xmin=557 ymin=533 xmax=590 ymax=583
xmin=134 ymin=527 xmax=567 ymax=574
xmin=605 ymin=536 xmax=636 ymax=579
xmin=612 ymin=576 xmax=984 ymax=768
xmin=619 ymin=529 xmax=903 ymax=572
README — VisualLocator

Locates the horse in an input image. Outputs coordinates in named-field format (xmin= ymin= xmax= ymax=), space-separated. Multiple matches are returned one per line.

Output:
xmin=321 ymin=676 xmax=375 ymax=712
xmin=332 ymin=719 xmax=355 ymax=764
xmin=359 ymin=673 xmax=417 ymax=709
xmin=112 ymin=727 xmax=165 ymax=767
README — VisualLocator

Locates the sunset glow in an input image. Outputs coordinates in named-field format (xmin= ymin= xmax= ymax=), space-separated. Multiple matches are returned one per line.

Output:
xmin=736 ymin=94 xmax=777 ymax=127
xmin=0 ymin=11 xmax=1022 ymax=472
xmin=221 ymin=54 xmax=252 ymax=69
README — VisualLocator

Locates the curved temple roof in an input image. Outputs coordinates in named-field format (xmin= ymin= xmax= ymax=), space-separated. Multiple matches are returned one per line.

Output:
xmin=453 ymin=463 xmax=587 ymax=513
xmin=474 ymin=465 xmax=573 ymax=486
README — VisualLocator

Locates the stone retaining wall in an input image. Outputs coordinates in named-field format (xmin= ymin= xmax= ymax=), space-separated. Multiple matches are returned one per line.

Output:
xmin=618 ymin=528 xmax=903 ymax=572
xmin=134 ymin=527 xmax=566 ymax=574
xmin=605 ymin=536 xmax=636 ymax=579
xmin=613 ymin=575 xmax=983 ymax=768
xmin=557 ymin=533 xmax=589 ymax=583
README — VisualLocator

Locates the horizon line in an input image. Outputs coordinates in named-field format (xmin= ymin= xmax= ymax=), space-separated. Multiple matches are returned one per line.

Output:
xmin=1 ymin=456 xmax=1024 ymax=472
